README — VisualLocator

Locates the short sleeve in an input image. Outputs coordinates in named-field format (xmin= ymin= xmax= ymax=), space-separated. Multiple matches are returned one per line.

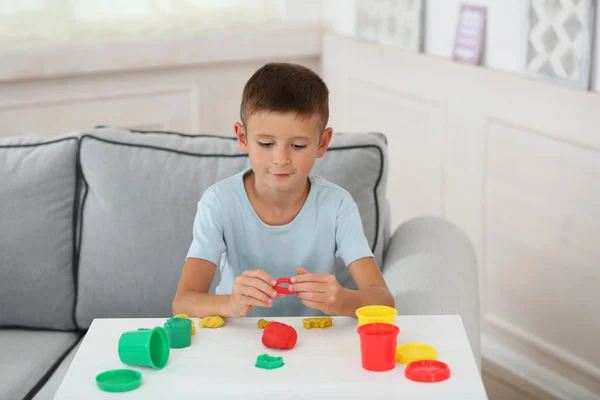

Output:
xmin=334 ymin=194 xmax=374 ymax=266
xmin=186 ymin=190 xmax=226 ymax=266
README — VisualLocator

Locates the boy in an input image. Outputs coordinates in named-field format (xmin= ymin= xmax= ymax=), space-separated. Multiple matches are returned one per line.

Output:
xmin=173 ymin=62 xmax=394 ymax=319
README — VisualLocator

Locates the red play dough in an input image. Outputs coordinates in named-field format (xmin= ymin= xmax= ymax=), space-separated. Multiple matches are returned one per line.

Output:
xmin=262 ymin=322 xmax=297 ymax=350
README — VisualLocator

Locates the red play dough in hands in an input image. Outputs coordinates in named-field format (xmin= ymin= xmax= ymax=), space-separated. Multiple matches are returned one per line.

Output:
xmin=273 ymin=278 xmax=293 ymax=295
xmin=262 ymin=322 xmax=297 ymax=350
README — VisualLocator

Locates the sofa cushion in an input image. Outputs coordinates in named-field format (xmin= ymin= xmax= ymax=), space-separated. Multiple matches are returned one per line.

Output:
xmin=33 ymin=340 xmax=82 ymax=400
xmin=0 ymin=135 xmax=79 ymax=330
xmin=75 ymin=127 xmax=388 ymax=328
xmin=0 ymin=330 xmax=81 ymax=400
xmin=75 ymin=128 xmax=250 ymax=328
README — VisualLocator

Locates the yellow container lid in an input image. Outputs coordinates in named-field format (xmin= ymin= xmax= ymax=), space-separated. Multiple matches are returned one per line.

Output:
xmin=396 ymin=343 xmax=438 ymax=364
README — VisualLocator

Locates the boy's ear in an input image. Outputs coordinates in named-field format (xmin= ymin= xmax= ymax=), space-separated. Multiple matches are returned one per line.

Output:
xmin=316 ymin=127 xmax=333 ymax=158
xmin=234 ymin=122 xmax=249 ymax=154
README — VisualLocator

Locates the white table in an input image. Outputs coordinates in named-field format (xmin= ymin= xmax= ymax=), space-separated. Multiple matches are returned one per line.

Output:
xmin=54 ymin=315 xmax=488 ymax=399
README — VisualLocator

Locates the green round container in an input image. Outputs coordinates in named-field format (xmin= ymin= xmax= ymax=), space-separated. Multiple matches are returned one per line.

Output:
xmin=96 ymin=369 xmax=142 ymax=392
xmin=118 ymin=327 xmax=170 ymax=369
xmin=164 ymin=317 xmax=192 ymax=348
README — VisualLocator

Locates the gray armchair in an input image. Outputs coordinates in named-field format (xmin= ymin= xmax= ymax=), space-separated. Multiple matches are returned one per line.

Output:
xmin=382 ymin=216 xmax=481 ymax=371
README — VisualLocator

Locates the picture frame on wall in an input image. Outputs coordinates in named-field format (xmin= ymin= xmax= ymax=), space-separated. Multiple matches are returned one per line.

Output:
xmin=525 ymin=0 xmax=595 ymax=90
xmin=452 ymin=4 xmax=487 ymax=65
xmin=355 ymin=0 xmax=425 ymax=52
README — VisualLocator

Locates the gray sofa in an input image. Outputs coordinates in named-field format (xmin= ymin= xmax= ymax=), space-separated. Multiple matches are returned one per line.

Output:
xmin=0 ymin=127 xmax=480 ymax=399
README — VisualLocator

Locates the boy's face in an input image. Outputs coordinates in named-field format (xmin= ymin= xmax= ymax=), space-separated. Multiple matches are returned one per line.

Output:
xmin=234 ymin=111 xmax=332 ymax=194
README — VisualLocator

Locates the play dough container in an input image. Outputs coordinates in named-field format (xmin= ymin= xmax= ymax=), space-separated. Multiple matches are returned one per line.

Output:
xmin=118 ymin=327 xmax=170 ymax=370
xmin=164 ymin=317 xmax=192 ymax=348
xmin=355 ymin=305 xmax=397 ymax=326
xmin=357 ymin=323 xmax=400 ymax=371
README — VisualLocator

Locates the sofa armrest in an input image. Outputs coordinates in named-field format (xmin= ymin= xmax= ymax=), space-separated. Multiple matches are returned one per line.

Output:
xmin=382 ymin=216 xmax=481 ymax=371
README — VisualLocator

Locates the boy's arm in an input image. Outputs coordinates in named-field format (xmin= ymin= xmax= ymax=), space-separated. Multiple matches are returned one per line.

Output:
xmin=172 ymin=257 xmax=230 ymax=318
xmin=174 ymin=192 xmax=232 ymax=318
xmin=292 ymin=194 xmax=395 ymax=316
xmin=334 ymin=194 xmax=394 ymax=316
xmin=338 ymin=257 xmax=395 ymax=317
xmin=173 ymin=258 xmax=279 ymax=318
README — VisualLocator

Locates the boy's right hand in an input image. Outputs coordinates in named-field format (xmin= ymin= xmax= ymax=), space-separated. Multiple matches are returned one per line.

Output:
xmin=226 ymin=269 xmax=278 ymax=318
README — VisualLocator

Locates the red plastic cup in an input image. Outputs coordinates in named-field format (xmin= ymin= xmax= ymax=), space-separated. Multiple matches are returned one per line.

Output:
xmin=357 ymin=323 xmax=400 ymax=371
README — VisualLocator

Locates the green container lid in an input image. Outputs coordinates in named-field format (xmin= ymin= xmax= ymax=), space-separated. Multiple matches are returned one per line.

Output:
xmin=164 ymin=317 xmax=192 ymax=348
xmin=96 ymin=369 xmax=142 ymax=392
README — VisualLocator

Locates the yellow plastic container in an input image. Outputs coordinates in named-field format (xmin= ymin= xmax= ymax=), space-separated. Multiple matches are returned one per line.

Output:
xmin=355 ymin=305 xmax=397 ymax=326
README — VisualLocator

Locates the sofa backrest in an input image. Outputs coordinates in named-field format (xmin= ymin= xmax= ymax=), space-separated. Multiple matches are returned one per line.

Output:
xmin=0 ymin=135 xmax=79 ymax=330
xmin=1 ymin=127 xmax=389 ymax=330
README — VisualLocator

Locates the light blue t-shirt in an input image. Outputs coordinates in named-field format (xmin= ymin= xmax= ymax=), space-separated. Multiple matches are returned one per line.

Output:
xmin=186 ymin=168 xmax=374 ymax=317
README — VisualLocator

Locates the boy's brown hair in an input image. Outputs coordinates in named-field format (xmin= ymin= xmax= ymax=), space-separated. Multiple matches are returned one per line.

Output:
xmin=240 ymin=62 xmax=329 ymax=132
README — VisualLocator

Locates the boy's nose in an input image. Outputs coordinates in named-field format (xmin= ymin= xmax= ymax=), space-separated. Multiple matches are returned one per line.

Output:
xmin=272 ymin=158 xmax=290 ymax=166
xmin=272 ymin=148 xmax=291 ymax=165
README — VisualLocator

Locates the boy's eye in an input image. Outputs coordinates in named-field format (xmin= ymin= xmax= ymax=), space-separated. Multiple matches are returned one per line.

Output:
xmin=292 ymin=144 xmax=307 ymax=149
xmin=258 ymin=141 xmax=273 ymax=148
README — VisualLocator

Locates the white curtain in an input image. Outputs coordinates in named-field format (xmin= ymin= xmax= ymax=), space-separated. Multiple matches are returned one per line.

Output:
xmin=0 ymin=0 xmax=281 ymax=46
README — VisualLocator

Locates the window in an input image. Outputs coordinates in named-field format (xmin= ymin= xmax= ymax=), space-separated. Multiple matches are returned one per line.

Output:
xmin=0 ymin=0 xmax=280 ymax=46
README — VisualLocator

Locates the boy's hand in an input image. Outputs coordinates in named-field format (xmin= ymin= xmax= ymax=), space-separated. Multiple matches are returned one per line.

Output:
xmin=226 ymin=269 xmax=278 ymax=318
xmin=290 ymin=266 xmax=344 ymax=315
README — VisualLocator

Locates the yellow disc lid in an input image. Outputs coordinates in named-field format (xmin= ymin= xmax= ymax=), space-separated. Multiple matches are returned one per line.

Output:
xmin=396 ymin=343 xmax=438 ymax=364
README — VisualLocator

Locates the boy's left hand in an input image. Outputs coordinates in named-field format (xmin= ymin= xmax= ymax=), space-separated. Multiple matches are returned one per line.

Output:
xmin=289 ymin=266 xmax=344 ymax=315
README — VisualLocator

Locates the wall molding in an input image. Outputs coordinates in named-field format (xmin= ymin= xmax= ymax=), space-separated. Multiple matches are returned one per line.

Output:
xmin=484 ymin=315 xmax=600 ymax=399
xmin=0 ymin=84 xmax=197 ymax=110
xmin=0 ymin=24 xmax=321 ymax=83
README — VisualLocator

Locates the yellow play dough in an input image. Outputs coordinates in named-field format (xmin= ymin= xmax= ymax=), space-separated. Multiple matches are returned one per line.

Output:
xmin=199 ymin=315 xmax=225 ymax=328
